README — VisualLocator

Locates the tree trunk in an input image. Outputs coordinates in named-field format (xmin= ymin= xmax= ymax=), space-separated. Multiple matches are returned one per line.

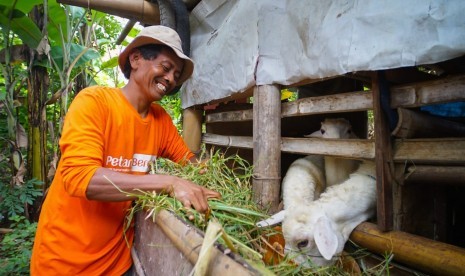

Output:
xmin=28 ymin=6 xmax=50 ymax=220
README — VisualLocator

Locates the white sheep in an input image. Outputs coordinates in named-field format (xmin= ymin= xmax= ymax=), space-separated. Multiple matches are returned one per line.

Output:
xmin=256 ymin=118 xmax=358 ymax=227
xmin=256 ymin=155 xmax=325 ymax=227
xmin=305 ymin=118 xmax=360 ymax=187
xmin=282 ymin=160 xmax=377 ymax=267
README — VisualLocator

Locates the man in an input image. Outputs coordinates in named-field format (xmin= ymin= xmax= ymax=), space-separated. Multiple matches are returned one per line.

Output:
xmin=30 ymin=25 xmax=220 ymax=275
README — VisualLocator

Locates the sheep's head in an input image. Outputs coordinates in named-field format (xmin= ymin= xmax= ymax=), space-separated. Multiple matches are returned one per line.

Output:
xmin=282 ymin=206 xmax=344 ymax=267
xmin=305 ymin=118 xmax=357 ymax=139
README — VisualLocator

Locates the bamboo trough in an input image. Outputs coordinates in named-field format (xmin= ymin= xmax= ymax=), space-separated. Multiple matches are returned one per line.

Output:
xmin=132 ymin=209 xmax=265 ymax=276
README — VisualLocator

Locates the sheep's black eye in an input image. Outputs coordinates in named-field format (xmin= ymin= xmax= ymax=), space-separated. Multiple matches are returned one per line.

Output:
xmin=320 ymin=129 xmax=325 ymax=135
xmin=297 ymin=240 xmax=308 ymax=249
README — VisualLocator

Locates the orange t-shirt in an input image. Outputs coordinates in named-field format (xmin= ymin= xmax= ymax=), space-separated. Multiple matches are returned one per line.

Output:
xmin=30 ymin=86 xmax=193 ymax=275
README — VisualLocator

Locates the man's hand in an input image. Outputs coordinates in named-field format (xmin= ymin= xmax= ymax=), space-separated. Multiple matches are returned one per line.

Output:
xmin=169 ymin=176 xmax=221 ymax=215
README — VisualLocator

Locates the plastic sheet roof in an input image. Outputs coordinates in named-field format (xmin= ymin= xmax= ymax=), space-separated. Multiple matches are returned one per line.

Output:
xmin=181 ymin=0 xmax=465 ymax=108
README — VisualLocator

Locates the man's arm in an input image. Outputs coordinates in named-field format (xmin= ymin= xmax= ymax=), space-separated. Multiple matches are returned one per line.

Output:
xmin=86 ymin=167 xmax=220 ymax=213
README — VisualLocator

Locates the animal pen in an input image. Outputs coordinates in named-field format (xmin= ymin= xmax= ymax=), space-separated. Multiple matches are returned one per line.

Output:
xmin=179 ymin=1 xmax=465 ymax=274
xmin=60 ymin=0 xmax=465 ymax=274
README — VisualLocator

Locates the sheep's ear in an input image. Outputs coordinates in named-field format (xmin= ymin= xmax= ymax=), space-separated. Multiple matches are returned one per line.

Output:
xmin=314 ymin=216 xmax=338 ymax=261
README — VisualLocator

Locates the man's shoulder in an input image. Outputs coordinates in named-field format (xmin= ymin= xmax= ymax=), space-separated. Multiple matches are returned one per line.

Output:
xmin=75 ymin=86 xmax=122 ymax=105
xmin=78 ymin=86 xmax=119 ymax=97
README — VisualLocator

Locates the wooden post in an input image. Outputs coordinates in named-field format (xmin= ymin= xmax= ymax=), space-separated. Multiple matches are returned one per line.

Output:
xmin=182 ymin=107 xmax=203 ymax=156
xmin=252 ymin=85 xmax=281 ymax=213
xmin=372 ymin=72 xmax=394 ymax=231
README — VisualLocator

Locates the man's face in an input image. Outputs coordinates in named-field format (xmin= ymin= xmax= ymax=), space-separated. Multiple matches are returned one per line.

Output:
xmin=130 ymin=48 xmax=184 ymax=102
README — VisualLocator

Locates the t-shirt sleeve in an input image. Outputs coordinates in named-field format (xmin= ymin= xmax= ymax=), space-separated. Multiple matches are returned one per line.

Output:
xmin=155 ymin=106 xmax=194 ymax=163
xmin=58 ymin=88 xmax=107 ymax=198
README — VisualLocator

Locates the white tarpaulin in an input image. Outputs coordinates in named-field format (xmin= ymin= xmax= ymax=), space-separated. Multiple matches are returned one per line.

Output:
xmin=181 ymin=0 xmax=465 ymax=108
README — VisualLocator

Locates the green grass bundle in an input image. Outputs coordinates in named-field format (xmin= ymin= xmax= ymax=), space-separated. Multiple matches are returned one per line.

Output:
xmin=124 ymin=148 xmax=393 ymax=275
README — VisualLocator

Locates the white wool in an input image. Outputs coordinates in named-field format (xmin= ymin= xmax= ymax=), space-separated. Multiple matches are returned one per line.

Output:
xmin=256 ymin=118 xmax=359 ymax=228
xmin=282 ymin=161 xmax=376 ymax=267
xmin=305 ymin=118 xmax=360 ymax=187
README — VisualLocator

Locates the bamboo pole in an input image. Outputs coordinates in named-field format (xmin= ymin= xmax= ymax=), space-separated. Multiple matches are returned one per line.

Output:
xmin=56 ymin=0 xmax=161 ymax=25
xmin=351 ymin=222 xmax=465 ymax=276
xmin=392 ymin=108 xmax=465 ymax=138
xmin=252 ymin=85 xmax=281 ymax=214
xmin=183 ymin=108 xmax=203 ymax=156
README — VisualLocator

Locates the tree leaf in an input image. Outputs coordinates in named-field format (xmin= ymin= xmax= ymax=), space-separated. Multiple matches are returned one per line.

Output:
xmin=100 ymin=56 xmax=118 ymax=70
xmin=0 ymin=8 xmax=42 ymax=49
xmin=50 ymin=43 xmax=100 ymax=71
xmin=0 ymin=0 xmax=42 ymax=14
xmin=47 ymin=0 xmax=68 ymax=46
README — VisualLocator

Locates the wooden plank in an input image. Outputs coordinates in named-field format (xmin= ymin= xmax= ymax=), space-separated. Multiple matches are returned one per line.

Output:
xmin=252 ymin=85 xmax=281 ymax=213
xmin=372 ymin=71 xmax=394 ymax=231
xmin=281 ymin=90 xmax=372 ymax=117
xmin=403 ymin=165 xmax=465 ymax=185
xmin=206 ymin=109 xmax=253 ymax=123
xmin=203 ymin=134 xmax=465 ymax=163
xmin=281 ymin=138 xmax=375 ymax=159
xmin=390 ymin=74 xmax=465 ymax=108
xmin=351 ymin=222 xmax=465 ymax=276
xmin=202 ymin=133 xmax=253 ymax=149
xmin=393 ymin=138 xmax=465 ymax=164
xmin=205 ymin=73 xmax=465 ymax=124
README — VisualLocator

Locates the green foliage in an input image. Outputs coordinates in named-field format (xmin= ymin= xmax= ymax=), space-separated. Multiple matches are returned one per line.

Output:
xmin=0 ymin=215 xmax=38 ymax=275
xmin=159 ymin=93 xmax=183 ymax=132
xmin=0 ymin=178 xmax=43 ymax=222
xmin=46 ymin=44 xmax=100 ymax=71
xmin=0 ymin=3 xmax=42 ymax=48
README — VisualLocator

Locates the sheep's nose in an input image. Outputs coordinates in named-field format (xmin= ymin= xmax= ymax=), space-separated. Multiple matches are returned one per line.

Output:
xmin=297 ymin=240 xmax=309 ymax=249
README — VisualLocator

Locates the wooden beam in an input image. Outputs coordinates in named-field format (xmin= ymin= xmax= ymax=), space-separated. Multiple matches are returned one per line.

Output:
xmin=390 ymin=74 xmax=465 ymax=108
xmin=202 ymin=133 xmax=253 ymax=149
xmin=281 ymin=138 xmax=374 ymax=159
xmin=205 ymin=73 xmax=465 ymax=124
xmin=351 ymin=222 xmax=465 ymax=276
xmin=206 ymin=109 xmax=253 ymax=123
xmin=372 ymin=72 xmax=394 ymax=231
xmin=393 ymin=138 xmax=465 ymax=164
xmin=203 ymin=134 xmax=465 ymax=164
xmin=281 ymin=90 xmax=372 ymax=117
xmin=252 ymin=85 xmax=281 ymax=214
xmin=403 ymin=165 xmax=465 ymax=185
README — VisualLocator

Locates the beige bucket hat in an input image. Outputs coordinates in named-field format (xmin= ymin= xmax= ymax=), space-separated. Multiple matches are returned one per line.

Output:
xmin=118 ymin=25 xmax=194 ymax=85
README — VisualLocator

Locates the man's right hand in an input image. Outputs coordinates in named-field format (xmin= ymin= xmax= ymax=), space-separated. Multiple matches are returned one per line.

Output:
xmin=168 ymin=176 xmax=221 ymax=214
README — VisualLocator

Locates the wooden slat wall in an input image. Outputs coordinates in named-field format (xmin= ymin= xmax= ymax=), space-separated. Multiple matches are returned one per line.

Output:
xmin=205 ymin=74 xmax=465 ymax=123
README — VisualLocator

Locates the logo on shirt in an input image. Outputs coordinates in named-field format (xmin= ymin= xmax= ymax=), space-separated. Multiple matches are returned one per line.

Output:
xmin=106 ymin=154 xmax=157 ymax=173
